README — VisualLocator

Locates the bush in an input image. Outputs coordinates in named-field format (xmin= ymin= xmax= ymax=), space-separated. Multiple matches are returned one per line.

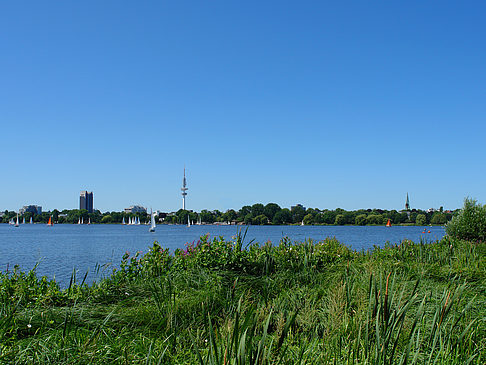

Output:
xmin=446 ymin=198 xmax=486 ymax=242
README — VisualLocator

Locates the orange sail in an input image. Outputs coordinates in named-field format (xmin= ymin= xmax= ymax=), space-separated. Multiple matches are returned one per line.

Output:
xmin=386 ymin=219 xmax=392 ymax=227
xmin=47 ymin=216 xmax=53 ymax=226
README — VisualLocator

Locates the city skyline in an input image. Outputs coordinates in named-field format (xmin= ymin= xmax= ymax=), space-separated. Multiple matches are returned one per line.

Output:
xmin=2 ymin=190 xmax=454 ymax=215
xmin=1 ymin=2 xmax=485 ymax=212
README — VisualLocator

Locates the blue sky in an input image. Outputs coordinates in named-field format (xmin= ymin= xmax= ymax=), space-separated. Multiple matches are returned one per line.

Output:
xmin=1 ymin=1 xmax=485 ymax=213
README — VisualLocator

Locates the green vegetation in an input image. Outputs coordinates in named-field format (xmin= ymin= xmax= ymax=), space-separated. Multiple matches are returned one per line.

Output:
xmin=2 ymin=203 xmax=456 ymax=226
xmin=0 ymin=232 xmax=484 ymax=363
xmin=446 ymin=198 xmax=486 ymax=242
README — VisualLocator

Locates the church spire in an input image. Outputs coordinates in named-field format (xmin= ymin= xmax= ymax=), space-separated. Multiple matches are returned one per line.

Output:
xmin=405 ymin=192 xmax=410 ymax=211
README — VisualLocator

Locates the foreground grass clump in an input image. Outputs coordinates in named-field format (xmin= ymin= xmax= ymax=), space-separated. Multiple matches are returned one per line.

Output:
xmin=0 ymin=233 xmax=485 ymax=364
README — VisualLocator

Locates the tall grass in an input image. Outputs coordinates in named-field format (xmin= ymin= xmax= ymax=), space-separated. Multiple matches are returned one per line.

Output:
xmin=0 ymin=231 xmax=484 ymax=363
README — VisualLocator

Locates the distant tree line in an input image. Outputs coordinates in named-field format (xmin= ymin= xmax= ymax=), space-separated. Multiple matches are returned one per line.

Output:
xmin=1 ymin=204 xmax=455 ymax=226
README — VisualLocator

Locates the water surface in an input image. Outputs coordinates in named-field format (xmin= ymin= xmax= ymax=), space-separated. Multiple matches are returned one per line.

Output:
xmin=0 ymin=224 xmax=445 ymax=286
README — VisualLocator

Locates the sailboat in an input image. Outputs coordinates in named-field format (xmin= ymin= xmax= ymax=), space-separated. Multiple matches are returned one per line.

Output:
xmin=386 ymin=219 xmax=392 ymax=227
xmin=149 ymin=210 xmax=156 ymax=232
xmin=9 ymin=218 xmax=14 ymax=225
xmin=78 ymin=218 xmax=81 ymax=225
xmin=187 ymin=215 xmax=191 ymax=227
xmin=88 ymin=218 xmax=91 ymax=225
xmin=301 ymin=220 xmax=304 ymax=226
xmin=197 ymin=216 xmax=201 ymax=225
xmin=122 ymin=217 xmax=126 ymax=225
xmin=81 ymin=217 xmax=84 ymax=224
xmin=22 ymin=217 xmax=25 ymax=225
xmin=14 ymin=214 xmax=19 ymax=227
xmin=47 ymin=216 xmax=54 ymax=226
xmin=29 ymin=217 xmax=33 ymax=224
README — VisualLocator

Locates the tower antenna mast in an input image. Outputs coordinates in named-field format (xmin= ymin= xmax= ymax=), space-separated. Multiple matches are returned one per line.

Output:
xmin=181 ymin=166 xmax=188 ymax=210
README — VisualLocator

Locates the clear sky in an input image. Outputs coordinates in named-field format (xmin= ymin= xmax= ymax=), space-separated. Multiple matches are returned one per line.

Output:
xmin=1 ymin=1 xmax=485 ymax=213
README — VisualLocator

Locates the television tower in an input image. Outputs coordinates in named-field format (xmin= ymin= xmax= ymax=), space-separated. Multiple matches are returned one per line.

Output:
xmin=181 ymin=167 xmax=188 ymax=210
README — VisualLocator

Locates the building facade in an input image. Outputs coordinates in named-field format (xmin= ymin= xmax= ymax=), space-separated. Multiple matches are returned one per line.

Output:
xmin=80 ymin=191 xmax=94 ymax=213
xmin=124 ymin=205 xmax=147 ymax=214
xmin=19 ymin=205 xmax=42 ymax=215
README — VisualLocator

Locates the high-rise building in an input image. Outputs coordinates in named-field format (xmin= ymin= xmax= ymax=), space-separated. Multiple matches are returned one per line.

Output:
xmin=80 ymin=191 xmax=94 ymax=213
xmin=181 ymin=167 xmax=188 ymax=210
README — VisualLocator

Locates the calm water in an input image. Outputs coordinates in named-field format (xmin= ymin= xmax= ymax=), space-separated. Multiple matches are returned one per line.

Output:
xmin=0 ymin=224 xmax=445 ymax=287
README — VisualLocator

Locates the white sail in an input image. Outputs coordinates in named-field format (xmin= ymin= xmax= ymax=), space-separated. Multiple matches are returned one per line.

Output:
xmin=15 ymin=214 xmax=19 ymax=227
xmin=88 ymin=218 xmax=91 ymax=225
xmin=81 ymin=217 xmax=84 ymax=224
xmin=122 ymin=217 xmax=125 ymax=225
xmin=30 ymin=217 xmax=33 ymax=224
xmin=78 ymin=218 xmax=81 ymax=224
xmin=187 ymin=215 xmax=191 ymax=227
xmin=22 ymin=217 xmax=25 ymax=224
xmin=149 ymin=209 xmax=156 ymax=232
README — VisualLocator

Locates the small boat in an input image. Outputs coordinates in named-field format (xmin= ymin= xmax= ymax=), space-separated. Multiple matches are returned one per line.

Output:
xmin=301 ymin=220 xmax=304 ymax=226
xmin=9 ymin=218 xmax=14 ymax=225
xmin=22 ymin=217 xmax=25 ymax=225
xmin=149 ymin=209 xmax=156 ymax=232
xmin=122 ymin=217 xmax=126 ymax=225
xmin=386 ymin=219 xmax=392 ymax=227
xmin=81 ymin=217 xmax=84 ymax=224
xmin=187 ymin=215 xmax=191 ymax=227
xmin=47 ymin=216 xmax=54 ymax=226
xmin=88 ymin=218 xmax=91 ymax=225
xmin=14 ymin=214 xmax=20 ymax=227
xmin=78 ymin=218 xmax=81 ymax=225
xmin=29 ymin=217 xmax=33 ymax=224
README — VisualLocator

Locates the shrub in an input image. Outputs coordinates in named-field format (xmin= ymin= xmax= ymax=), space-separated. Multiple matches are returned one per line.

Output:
xmin=446 ymin=197 xmax=486 ymax=242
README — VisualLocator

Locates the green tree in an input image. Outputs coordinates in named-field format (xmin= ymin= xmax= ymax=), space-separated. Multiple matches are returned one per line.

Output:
xmin=430 ymin=212 xmax=447 ymax=225
xmin=272 ymin=208 xmax=292 ymax=225
xmin=263 ymin=203 xmax=281 ymax=222
xmin=334 ymin=214 xmax=346 ymax=225
xmin=238 ymin=205 xmax=251 ymax=220
xmin=291 ymin=205 xmax=306 ymax=224
xmin=222 ymin=209 xmax=237 ymax=223
xmin=200 ymin=210 xmax=214 ymax=224
xmin=321 ymin=211 xmax=336 ymax=224
xmin=303 ymin=214 xmax=314 ymax=225
xmin=415 ymin=214 xmax=426 ymax=226
xmin=251 ymin=204 xmax=264 ymax=218
xmin=355 ymin=214 xmax=367 ymax=226
xmin=366 ymin=214 xmax=384 ymax=225
xmin=101 ymin=215 xmax=113 ymax=223
xmin=252 ymin=214 xmax=268 ymax=225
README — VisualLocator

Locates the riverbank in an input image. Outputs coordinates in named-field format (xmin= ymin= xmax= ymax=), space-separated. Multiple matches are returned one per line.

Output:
xmin=0 ymin=235 xmax=484 ymax=363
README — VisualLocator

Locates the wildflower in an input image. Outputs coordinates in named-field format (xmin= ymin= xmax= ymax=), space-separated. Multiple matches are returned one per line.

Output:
xmin=27 ymin=324 xmax=32 ymax=328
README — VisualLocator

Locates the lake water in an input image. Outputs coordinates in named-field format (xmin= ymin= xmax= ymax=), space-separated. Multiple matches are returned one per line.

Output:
xmin=0 ymin=224 xmax=445 ymax=287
